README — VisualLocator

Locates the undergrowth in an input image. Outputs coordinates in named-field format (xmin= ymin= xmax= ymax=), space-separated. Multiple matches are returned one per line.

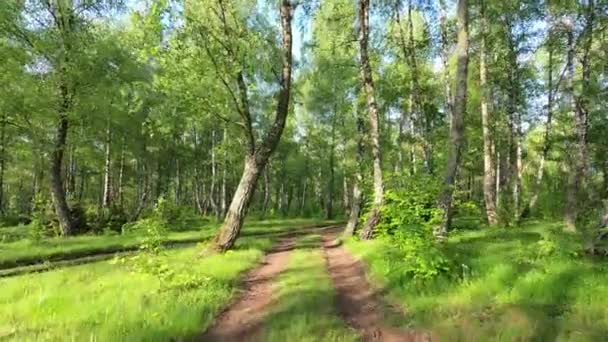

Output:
xmin=346 ymin=220 xmax=608 ymax=341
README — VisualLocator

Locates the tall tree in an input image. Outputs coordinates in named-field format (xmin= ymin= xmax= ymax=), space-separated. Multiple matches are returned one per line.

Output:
xmin=344 ymin=103 xmax=365 ymax=237
xmin=211 ymin=0 xmax=294 ymax=252
xmin=435 ymin=0 xmax=469 ymax=238
xmin=526 ymin=18 xmax=556 ymax=216
xmin=358 ymin=0 xmax=384 ymax=240
xmin=479 ymin=0 xmax=498 ymax=225
xmin=565 ymin=0 xmax=595 ymax=231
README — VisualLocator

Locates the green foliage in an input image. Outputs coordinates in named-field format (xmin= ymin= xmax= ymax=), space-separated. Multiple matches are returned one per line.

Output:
xmin=376 ymin=175 xmax=442 ymax=237
xmin=0 ymin=246 xmax=265 ymax=341
xmin=153 ymin=195 xmax=179 ymax=224
xmin=346 ymin=222 xmax=608 ymax=340
xmin=371 ymin=177 xmax=450 ymax=280
xmin=138 ymin=218 xmax=168 ymax=254
xmin=29 ymin=193 xmax=58 ymax=239
xmin=392 ymin=231 xmax=451 ymax=280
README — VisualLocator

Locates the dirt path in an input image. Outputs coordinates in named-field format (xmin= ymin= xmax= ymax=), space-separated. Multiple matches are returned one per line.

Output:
xmin=199 ymin=225 xmax=428 ymax=342
xmin=322 ymin=234 xmax=431 ymax=342
xmin=198 ymin=235 xmax=297 ymax=342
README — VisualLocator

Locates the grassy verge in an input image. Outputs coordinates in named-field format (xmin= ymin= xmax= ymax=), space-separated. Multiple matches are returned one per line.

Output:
xmin=0 ymin=218 xmax=338 ymax=270
xmin=0 ymin=227 xmax=217 ymax=270
xmin=0 ymin=219 xmax=335 ymax=341
xmin=263 ymin=234 xmax=357 ymax=342
xmin=345 ymin=221 xmax=608 ymax=341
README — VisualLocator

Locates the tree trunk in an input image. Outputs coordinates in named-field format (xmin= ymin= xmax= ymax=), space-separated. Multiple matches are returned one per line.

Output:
xmin=214 ymin=156 xmax=261 ymax=249
xmin=211 ymin=0 xmax=293 ymax=252
xmin=344 ymin=112 xmax=365 ymax=237
xmin=434 ymin=0 xmax=469 ymax=238
xmin=564 ymin=16 xmax=578 ymax=231
xmin=209 ymin=129 xmax=218 ymax=217
xmin=504 ymin=20 xmax=522 ymax=222
xmin=327 ymin=110 xmax=337 ymax=220
xmin=565 ymin=2 xmax=594 ymax=231
xmin=343 ymin=176 xmax=350 ymax=214
xmin=262 ymin=162 xmax=271 ymax=217
xmin=300 ymin=178 xmax=307 ymax=216
xmin=221 ymin=127 xmax=228 ymax=218
xmin=358 ymin=0 xmax=384 ymax=240
xmin=277 ymin=181 xmax=284 ymax=214
xmin=286 ymin=185 xmax=293 ymax=216
xmin=396 ymin=0 xmax=433 ymax=174
xmin=439 ymin=0 xmax=454 ymax=124
xmin=496 ymin=151 xmax=501 ymax=210
xmin=479 ymin=0 xmax=498 ymax=225
xmin=175 ymin=155 xmax=181 ymax=206
xmin=0 ymin=112 xmax=6 ymax=214
xmin=102 ymin=118 xmax=112 ymax=208
xmin=513 ymin=112 xmax=523 ymax=222
xmin=527 ymin=39 xmax=554 ymax=216
xmin=50 ymin=80 xmax=75 ymax=236
xmin=117 ymin=136 xmax=125 ymax=209
xmin=407 ymin=0 xmax=432 ymax=174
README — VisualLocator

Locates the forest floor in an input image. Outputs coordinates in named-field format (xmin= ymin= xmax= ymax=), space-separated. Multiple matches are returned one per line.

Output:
xmin=200 ymin=225 xmax=426 ymax=342
xmin=0 ymin=218 xmax=333 ymax=275
xmin=1 ymin=219 xmax=608 ymax=341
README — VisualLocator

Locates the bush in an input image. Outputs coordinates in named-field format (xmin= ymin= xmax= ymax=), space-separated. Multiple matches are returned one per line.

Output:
xmin=91 ymin=206 xmax=128 ymax=233
xmin=122 ymin=197 xmax=170 ymax=236
xmin=154 ymin=195 xmax=181 ymax=224
xmin=536 ymin=228 xmax=581 ymax=259
xmin=375 ymin=177 xmax=442 ymax=237
xmin=0 ymin=215 xmax=30 ymax=228
xmin=392 ymin=230 xmax=451 ymax=280
xmin=372 ymin=178 xmax=450 ymax=280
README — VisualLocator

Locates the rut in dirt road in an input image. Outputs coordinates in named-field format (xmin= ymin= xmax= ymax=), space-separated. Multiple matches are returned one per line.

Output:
xmin=322 ymin=235 xmax=432 ymax=342
xmin=198 ymin=225 xmax=342 ymax=342
xmin=198 ymin=236 xmax=296 ymax=342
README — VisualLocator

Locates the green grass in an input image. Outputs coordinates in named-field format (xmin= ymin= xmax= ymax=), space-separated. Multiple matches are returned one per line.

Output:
xmin=345 ymin=220 xmax=608 ymax=341
xmin=0 ymin=227 xmax=217 ymax=270
xmin=0 ymin=219 xmax=334 ymax=341
xmin=0 ymin=218 xmax=337 ymax=270
xmin=263 ymin=235 xmax=357 ymax=342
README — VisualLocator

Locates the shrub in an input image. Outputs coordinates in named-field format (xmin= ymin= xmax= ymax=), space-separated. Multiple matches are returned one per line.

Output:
xmin=374 ymin=177 xmax=442 ymax=238
xmin=536 ymin=228 xmax=581 ymax=259
xmin=92 ymin=206 xmax=128 ymax=233
xmin=392 ymin=230 xmax=451 ymax=280
xmin=373 ymin=178 xmax=450 ymax=280
xmin=154 ymin=195 xmax=181 ymax=224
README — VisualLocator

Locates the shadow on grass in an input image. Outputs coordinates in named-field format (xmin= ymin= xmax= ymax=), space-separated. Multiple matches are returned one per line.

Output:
xmin=349 ymin=222 xmax=608 ymax=341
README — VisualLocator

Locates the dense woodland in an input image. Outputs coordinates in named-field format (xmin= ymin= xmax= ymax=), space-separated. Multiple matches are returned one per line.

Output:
xmin=0 ymin=0 xmax=606 ymax=248
xmin=1 ymin=0 xmax=608 ymax=340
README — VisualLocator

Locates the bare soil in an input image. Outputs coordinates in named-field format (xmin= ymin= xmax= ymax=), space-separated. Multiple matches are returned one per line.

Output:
xmin=199 ymin=225 xmax=430 ymax=341
xmin=322 ymin=234 xmax=432 ymax=342
xmin=198 ymin=235 xmax=297 ymax=342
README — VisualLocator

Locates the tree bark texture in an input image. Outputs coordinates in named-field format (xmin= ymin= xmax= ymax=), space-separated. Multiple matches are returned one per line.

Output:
xmin=434 ymin=0 xmax=469 ymax=238
xmin=479 ymin=0 xmax=498 ymax=225
xmin=358 ymin=0 xmax=384 ymax=240
xmin=102 ymin=118 xmax=112 ymax=208
xmin=50 ymin=80 xmax=75 ymax=236
xmin=566 ymin=2 xmax=594 ymax=230
xmin=527 ymin=37 xmax=555 ymax=216
xmin=344 ymin=112 xmax=365 ymax=237
xmin=212 ymin=0 xmax=293 ymax=252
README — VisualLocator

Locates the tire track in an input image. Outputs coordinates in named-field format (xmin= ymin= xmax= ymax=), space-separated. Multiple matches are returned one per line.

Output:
xmin=321 ymin=232 xmax=431 ymax=342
